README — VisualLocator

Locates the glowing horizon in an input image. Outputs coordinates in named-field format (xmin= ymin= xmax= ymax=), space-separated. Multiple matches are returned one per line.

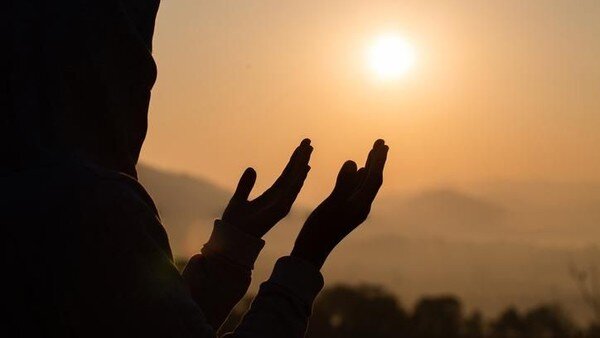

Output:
xmin=145 ymin=0 xmax=600 ymax=201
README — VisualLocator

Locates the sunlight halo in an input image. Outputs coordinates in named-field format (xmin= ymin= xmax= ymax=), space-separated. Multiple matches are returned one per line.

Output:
xmin=367 ymin=34 xmax=416 ymax=81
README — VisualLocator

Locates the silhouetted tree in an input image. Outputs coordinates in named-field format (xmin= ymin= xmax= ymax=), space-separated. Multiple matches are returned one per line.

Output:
xmin=464 ymin=311 xmax=485 ymax=338
xmin=410 ymin=296 xmax=462 ymax=338
xmin=570 ymin=262 xmax=600 ymax=325
xmin=585 ymin=324 xmax=600 ymax=338
xmin=306 ymin=284 xmax=408 ymax=338
xmin=215 ymin=284 xmax=596 ymax=338
xmin=523 ymin=305 xmax=577 ymax=338
xmin=490 ymin=307 xmax=524 ymax=338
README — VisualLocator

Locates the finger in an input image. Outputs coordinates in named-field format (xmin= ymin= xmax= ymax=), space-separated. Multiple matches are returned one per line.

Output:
xmin=353 ymin=142 xmax=389 ymax=204
xmin=364 ymin=139 xmax=385 ymax=171
xmin=370 ymin=142 xmax=389 ymax=177
xmin=330 ymin=160 xmax=358 ymax=199
xmin=231 ymin=167 xmax=257 ymax=201
xmin=277 ymin=165 xmax=311 ymax=214
xmin=356 ymin=139 xmax=385 ymax=192
xmin=284 ymin=164 xmax=311 ymax=200
xmin=270 ymin=138 xmax=313 ymax=191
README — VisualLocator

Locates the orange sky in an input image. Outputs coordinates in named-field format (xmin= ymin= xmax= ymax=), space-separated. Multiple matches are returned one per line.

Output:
xmin=141 ymin=0 xmax=600 ymax=202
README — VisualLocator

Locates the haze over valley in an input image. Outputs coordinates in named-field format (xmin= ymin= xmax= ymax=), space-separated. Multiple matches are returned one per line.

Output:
xmin=139 ymin=164 xmax=599 ymax=323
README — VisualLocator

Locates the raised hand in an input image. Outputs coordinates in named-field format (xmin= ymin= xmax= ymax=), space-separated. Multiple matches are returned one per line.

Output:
xmin=291 ymin=139 xmax=389 ymax=268
xmin=222 ymin=139 xmax=313 ymax=238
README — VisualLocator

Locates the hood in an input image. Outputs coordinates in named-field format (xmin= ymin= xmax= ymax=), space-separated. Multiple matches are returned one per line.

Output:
xmin=5 ymin=0 xmax=160 ymax=178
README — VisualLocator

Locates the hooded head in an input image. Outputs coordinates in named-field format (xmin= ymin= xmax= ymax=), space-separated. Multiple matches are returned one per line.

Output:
xmin=6 ymin=0 xmax=160 ymax=178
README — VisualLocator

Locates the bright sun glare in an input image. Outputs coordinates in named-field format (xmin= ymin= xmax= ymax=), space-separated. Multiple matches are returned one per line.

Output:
xmin=367 ymin=34 xmax=416 ymax=81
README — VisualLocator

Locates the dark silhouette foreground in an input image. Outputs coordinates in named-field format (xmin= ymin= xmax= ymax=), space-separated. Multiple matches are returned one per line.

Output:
xmin=262 ymin=285 xmax=600 ymax=338
xmin=4 ymin=1 xmax=387 ymax=337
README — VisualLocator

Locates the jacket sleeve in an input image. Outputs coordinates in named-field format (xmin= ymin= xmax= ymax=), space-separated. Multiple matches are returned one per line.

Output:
xmin=223 ymin=256 xmax=324 ymax=338
xmin=182 ymin=220 xmax=265 ymax=331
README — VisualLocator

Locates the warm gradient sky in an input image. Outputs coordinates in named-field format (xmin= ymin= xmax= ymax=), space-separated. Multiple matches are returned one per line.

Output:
xmin=141 ymin=0 xmax=600 ymax=202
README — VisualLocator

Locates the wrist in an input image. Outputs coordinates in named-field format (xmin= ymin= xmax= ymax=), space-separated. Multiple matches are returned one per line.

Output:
xmin=221 ymin=216 xmax=268 ymax=239
xmin=290 ymin=245 xmax=328 ymax=270
xmin=202 ymin=220 xmax=265 ymax=269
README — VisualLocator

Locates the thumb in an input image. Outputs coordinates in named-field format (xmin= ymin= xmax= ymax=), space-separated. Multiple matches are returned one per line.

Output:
xmin=330 ymin=160 xmax=358 ymax=199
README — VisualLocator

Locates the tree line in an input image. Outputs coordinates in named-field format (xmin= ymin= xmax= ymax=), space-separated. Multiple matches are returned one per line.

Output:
xmin=220 ymin=284 xmax=600 ymax=338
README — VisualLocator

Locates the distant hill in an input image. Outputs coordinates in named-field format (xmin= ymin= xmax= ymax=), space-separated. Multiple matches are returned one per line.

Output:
xmin=474 ymin=181 xmax=600 ymax=246
xmin=373 ymin=189 xmax=506 ymax=241
xmin=137 ymin=164 xmax=599 ymax=254
xmin=374 ymin=185 xmax=600 ymax=246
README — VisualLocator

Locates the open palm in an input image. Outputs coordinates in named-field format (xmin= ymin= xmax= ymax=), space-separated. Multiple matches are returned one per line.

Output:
xmin=222 ymin=139 xmax=313 ymax=238
xmin=292 ymin=139 xmax=389 ymax=268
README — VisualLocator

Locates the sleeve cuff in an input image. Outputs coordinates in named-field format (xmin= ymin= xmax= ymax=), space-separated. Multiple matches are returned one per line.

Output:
xmin=201 ymin=219 xmax=265 ymax=270
xmin=268 ymin=256 xmax=325 ymax=306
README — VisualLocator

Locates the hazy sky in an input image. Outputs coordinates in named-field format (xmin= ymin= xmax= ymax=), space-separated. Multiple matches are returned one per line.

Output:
xmin=141 ymin=0 xmax=600 ymax=202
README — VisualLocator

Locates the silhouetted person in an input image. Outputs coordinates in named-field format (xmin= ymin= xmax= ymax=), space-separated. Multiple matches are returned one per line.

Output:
xmin=4 ymin=1 xmax=388 ymax=337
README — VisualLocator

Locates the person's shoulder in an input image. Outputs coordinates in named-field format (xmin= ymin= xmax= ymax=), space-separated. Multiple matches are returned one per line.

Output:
xmin=79 ymin=162 xmax=159 ymax=217
xmin=67 ymin=162 xmax=172 ymax=257
xmin=2 ymin=158 xmax=171 ymax=257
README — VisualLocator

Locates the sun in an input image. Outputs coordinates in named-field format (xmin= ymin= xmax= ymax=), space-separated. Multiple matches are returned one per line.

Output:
xmin=367 ymin=34 xmax=416 ymax=80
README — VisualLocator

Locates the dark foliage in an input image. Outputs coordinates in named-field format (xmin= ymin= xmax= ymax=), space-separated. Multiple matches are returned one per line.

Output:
xmin=219 ymin=284 xmax=599 ymax=338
